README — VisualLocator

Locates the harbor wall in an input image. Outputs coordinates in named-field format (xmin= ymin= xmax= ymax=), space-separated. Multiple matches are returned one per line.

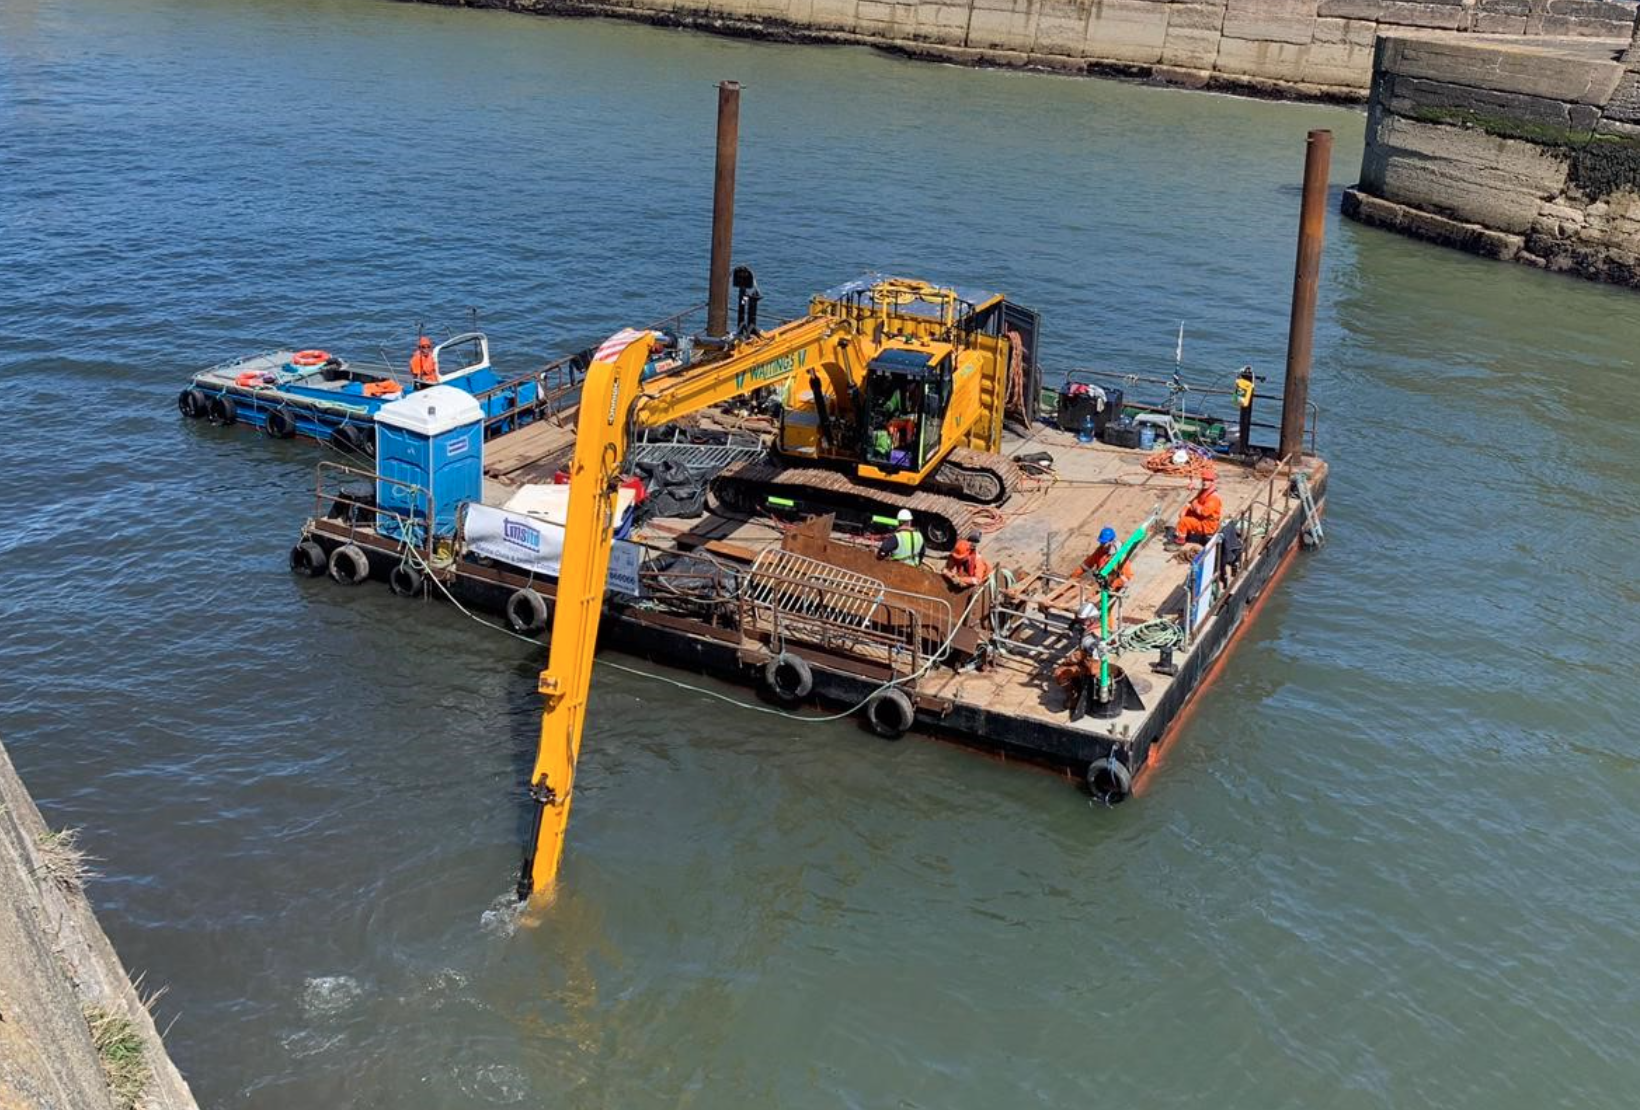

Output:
xmin=409 ymin=0 xmax=1640 ymax=99
xmin=0 ymin=741 xmax=198 ymax=1110
xmin=1342 ymin=26 xmax=1640 ymax=287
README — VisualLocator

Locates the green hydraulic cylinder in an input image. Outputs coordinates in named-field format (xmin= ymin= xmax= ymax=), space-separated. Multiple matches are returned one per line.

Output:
xmin=1092 ymin=514 xmax=1159 ymax=703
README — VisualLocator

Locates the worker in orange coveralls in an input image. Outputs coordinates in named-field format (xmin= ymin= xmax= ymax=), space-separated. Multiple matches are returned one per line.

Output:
xmin=942 ymin=532 xmax=991 ymax=588
xmin=409 ymin=336 xmax=439 ymax=384
xmin=1071 ymin=526 xmax=1133 ymax=592
xmin=1170 ymin=478 xmax=1223 ymax=547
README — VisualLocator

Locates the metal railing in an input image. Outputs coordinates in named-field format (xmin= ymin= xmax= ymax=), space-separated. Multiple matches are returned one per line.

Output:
xmin=1046 ymin=367 xmax=1320 ymax=456
xmin=310 ymin=461 xmax=441 ymax=565
xmin=735 ymin=549 xmax=955 ymax=685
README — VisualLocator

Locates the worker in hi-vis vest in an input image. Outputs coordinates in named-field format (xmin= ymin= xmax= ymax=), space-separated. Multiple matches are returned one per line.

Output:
xmin=877 ymin=508 xmax=925 ymax=565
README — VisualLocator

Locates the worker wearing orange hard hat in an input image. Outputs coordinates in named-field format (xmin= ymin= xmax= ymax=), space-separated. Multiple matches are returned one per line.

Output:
xmin=409 ymin=336 xmax=439 ymax=385
xmin=1170 ymin=477 xmax=1223 ymax=547
xmin=942 ymin=531 xmax=991 ymax=588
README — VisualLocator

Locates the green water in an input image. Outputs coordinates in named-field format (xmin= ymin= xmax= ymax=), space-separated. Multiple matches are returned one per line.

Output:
xmin=2 ymin=0 xmax=1638 ymax=1106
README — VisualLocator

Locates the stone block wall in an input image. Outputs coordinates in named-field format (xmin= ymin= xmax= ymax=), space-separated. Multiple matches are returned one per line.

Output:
xmin=430 ymin=0 xmax=1640 ymax=99
xmin=1344 ymin=28 xmax=1640 ymax=288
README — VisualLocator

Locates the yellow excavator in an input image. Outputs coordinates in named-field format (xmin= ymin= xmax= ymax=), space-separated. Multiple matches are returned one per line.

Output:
xmin=516 ymin=273 xmax=1040 ymax=900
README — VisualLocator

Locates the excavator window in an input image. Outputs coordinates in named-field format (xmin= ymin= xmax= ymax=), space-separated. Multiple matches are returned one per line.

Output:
xmin=862 ymin=349 xmax=953 ymax=471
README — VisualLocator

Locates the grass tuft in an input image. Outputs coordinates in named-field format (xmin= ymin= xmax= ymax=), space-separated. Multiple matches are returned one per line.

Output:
xmin=83 ymin=1005 xmax=151 ymax=1110
xmin=35 ymin=827 xmax=96 ymax=895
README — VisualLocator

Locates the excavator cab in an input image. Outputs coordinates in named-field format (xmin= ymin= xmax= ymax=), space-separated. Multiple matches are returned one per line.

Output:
xmin=859 ymin=344 xmax=952 ymax=475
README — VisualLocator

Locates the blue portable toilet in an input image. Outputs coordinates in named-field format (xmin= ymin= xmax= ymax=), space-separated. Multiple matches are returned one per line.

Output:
xmin=374 ymin=385 xmax=485 ymax=540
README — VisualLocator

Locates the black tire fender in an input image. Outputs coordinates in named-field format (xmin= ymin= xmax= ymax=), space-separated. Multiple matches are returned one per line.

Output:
xmin=506 ymin=587 xmax=550 ymax=635
xmin=289 ymin=540 xmax=326 ymax=577
xmin=332 ymin=423 xmax=374 ymax=457
xmin=208 ymin=394 xmax=237 ymax=426
xmin=178 ymin=387 xmax=208 ymax=419
xmin=864 ymin=687 xmax=915 ymax=739
xmin=327 ymin=543 xmax=370 ymax=586
xmin=266 ymin=408 xmax=297 ymax=439
xmin=1086 ymin=755 xmax=1133 ymax=804
xmin=763 ymin=652 xmax=814 ymax=703
xmin=388 ymin=563 xmax=424 ymax=598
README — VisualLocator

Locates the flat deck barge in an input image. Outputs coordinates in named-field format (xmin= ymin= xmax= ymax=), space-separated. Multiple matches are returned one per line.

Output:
xmin=293 ymin=403 xmax=1325 ymax=799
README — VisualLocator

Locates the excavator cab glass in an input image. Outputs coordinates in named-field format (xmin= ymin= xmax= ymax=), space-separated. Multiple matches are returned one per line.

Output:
xmin=861 ymin=348 xmax=950 ymax=472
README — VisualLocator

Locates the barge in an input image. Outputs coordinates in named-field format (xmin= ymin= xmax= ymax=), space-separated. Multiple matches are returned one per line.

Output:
xmin=286 ymin=271 xmax=1326 ymax=900
xmin=293 ymin=392 xmax=1324 ymax=791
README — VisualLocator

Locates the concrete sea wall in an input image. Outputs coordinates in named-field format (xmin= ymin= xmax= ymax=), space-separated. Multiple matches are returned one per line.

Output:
xmin=1343 ymin=26 xmax=1640 ymax=287
xmin=0 ymin=741 xmax=198 ymax=1110
xmin=417 ymin=0 xmax=1640 ymax=99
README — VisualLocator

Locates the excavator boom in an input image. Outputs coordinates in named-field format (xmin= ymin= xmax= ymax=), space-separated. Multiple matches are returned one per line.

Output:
xmin=516 ymin=317 xmax=847 ymax=900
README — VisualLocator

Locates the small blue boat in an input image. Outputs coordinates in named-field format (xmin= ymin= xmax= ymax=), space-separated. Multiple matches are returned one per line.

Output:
xmin=177 ymin=333 xmax=539 ymax=456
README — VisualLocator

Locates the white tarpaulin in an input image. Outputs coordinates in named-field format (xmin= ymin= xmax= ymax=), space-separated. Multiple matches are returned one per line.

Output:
xmin=463 ymin=484 xmax=640 ymax=594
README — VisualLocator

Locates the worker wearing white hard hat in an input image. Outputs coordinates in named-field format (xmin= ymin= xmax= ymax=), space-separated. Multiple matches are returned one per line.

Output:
xmin=877 ymin=508 xmax=925 ymax=565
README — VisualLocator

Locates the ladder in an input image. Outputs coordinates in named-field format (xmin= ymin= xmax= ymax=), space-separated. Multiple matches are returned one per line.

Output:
xmin=1293 ymin=472 xmax=1325 ymax=549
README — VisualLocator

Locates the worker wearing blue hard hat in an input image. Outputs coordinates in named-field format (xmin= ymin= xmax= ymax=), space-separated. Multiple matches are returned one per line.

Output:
xmin=1071 ymin=525 xmax=1134 ymax=592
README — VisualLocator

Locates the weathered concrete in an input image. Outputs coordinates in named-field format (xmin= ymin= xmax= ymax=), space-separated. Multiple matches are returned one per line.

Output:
xmin=1346 ymin=24 xmax=1640 ymax=288
xmin=0 ymin=742 xmax=198 ymax=1110
xmin=409 ymin=0 xmax=1640 ymax=100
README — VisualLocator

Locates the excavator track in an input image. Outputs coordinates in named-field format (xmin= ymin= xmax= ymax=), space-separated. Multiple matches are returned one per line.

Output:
xmin=930 ymin=446 xmax=1027 ymax=506
xmin=711 ymin=455 xmax=1017 ymax=552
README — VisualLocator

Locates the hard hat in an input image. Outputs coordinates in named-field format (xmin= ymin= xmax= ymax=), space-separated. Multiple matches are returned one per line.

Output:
xmin=896 ymin=509 xmax=913 ymax=523
xmin=952 ymin=539 xmax=972 ymax=557
xmin=965 ymin=531 xmax=982 ymax=545
xmin=417 ymin=336 xmax=432 ymax=349
xmin=1098 ymin=526 xmax=1117 ymax=544
xmin=1077 ymin=601 xmax=1099 ymax=622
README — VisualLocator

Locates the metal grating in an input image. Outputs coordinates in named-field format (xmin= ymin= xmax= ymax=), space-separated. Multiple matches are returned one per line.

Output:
xmin=630 ymin=428 xmax=765 ymax=480
xmin=742 ymin=549 xmax=887 ymax=629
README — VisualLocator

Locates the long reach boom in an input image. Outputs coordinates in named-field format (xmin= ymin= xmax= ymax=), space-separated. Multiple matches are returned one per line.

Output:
xmin=516 ymin=316 xmax=849 ymax=900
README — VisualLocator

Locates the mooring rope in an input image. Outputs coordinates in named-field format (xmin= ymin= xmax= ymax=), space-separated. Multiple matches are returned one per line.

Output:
xmin=397 ymin=539 xmax=989 ymax=725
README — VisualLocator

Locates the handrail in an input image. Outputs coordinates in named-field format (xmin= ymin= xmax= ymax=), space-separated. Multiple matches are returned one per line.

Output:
xmin=1050 ymin=365 xmax=1322 ymax=455
xmin=312 ymin=460 xmax=438 ymax=564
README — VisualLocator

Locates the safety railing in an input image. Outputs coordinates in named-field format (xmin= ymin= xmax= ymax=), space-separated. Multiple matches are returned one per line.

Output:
xmin=1047 ymin=367 xmax=1320 ymax=457
xmin=989 ymin=569 xmax=1122 ymax=666
xmin=735 ymin=551 xmax=955 ymax=684
xmin=310 ymin=461 xmax=441 ymax=565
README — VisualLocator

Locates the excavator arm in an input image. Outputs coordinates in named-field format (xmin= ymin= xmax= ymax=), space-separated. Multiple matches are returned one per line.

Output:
xmin=515 ymin=316 xmax=853 ymax=901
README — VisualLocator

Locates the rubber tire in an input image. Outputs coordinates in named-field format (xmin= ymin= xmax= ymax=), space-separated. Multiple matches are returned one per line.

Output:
xmin=327 ymin=543 xmax=370 ymax=586
xmin=864 ymin=688 xmax=915 ymax=739
xmin=388 ymin=564 xmax=424 ymax=598
xmin=506 ymin=588 xmax=550 ymax=635
xmin=922 ymin=516 xmax=957 ymax=553
xmin=1086 ymin=756 xmax=1133 ymax=804
xmin=178 ymin=387 xmax=208 ymax=419
xmin=289 ymin=540 xmax=326 ymax=577
xmin=763 ymin=653 xmax=814 ymax=704
xmin=266 ymin=408 xmax=297 ymax=439
xmin=332 ymin=423 xmax=373 ymax=457
xmin=208 ymin=395 xmax=237 ymax=426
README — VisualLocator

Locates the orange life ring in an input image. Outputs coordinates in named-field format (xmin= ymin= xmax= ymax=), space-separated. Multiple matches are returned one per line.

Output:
xmin=291 ymin=349 xmax=331 ymax=367
xmin=236 ymin=370 xmax=272 ymax=387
